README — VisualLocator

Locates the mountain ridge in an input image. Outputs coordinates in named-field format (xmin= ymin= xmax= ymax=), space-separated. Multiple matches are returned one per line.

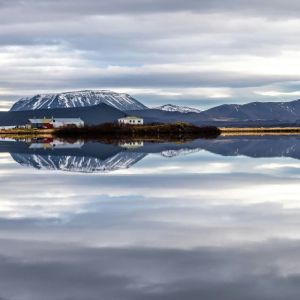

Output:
xmin=201 ymin=99 xmax=300 ymax=122
xmin=154 ymin=104 xmax=201 ymax=114
xmin=10 ymin=90 xmax=147 ymax=112
xmin=6 ymin=90 xmax=300 ymax=126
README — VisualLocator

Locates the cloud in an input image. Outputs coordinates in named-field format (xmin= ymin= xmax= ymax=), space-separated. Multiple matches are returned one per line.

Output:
xmin=2 ymin=0 xmax=300 ymax=18
xmin=2 ymin=1 xmax=300 ymax=108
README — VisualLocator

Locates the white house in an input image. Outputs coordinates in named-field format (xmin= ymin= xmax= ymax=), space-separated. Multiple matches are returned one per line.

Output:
xmin=118 ymin=116 xmax=144 ymax=125
xmin=28 ymin=118 xmax=84 ymax=129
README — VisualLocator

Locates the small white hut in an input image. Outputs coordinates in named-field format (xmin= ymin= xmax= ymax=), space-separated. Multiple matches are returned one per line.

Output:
xmin=118 ymin=116 xmax=144 ymax=125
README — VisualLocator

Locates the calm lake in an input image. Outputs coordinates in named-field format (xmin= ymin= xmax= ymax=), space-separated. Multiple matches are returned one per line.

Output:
xmin=1 ymin=136 xmax=300 ymax=299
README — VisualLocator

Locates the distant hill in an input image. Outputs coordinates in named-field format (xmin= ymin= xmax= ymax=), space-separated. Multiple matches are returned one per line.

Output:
xmin=10 ymin=90 xmax=148 ymax=112
xmin=200 ymin=100 xmax=300 ymax=122
xmin=128 ymin=100 xmax=300 ymax=126
xmin=154 ymin=104 xmax=201 ymax=114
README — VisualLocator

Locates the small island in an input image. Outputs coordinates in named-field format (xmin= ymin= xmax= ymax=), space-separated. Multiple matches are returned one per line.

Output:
xmin=2 ymin=116 xmax=300 ymax=140
xmin=0 ymin=121 xmax=221 ymax=141
xmin=55 ymin=122 xmax=221 ymax=140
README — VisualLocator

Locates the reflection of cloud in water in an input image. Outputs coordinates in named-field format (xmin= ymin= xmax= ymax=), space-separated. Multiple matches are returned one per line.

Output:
xmin=0 ymin=239 xmax=299 ymax=299
xmin=0 ymin=136 xmax=300 ymax=298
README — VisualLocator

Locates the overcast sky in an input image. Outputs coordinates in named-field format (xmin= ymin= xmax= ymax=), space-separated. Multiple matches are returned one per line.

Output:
xmin=1 ymin=0 xmax=300 ymax=110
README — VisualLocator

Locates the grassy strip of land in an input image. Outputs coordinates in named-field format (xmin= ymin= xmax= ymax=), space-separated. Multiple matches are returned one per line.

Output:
xmin=54 ymin=123 xmax=221 ymax=139
xmin=0 ymin=128 xmax=54 ymax=139
xmin=220 ymin=127 xmax=300 ymax=136
xmin=0 ymin=128 xmax=54 ymax=134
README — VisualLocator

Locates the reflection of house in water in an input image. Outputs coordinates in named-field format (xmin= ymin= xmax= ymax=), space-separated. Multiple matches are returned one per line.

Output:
xmin=119 ymin=141 xmax=144 ymax=149
xmin=29 ymin=139 xmax=84 ymax=150
xmin=28 ymin=118 xmax=84 ymax=129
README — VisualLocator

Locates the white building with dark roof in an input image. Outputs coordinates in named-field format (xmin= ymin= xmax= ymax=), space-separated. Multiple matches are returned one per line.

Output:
xmin=118 ymin=116 xmax=144 ymax=125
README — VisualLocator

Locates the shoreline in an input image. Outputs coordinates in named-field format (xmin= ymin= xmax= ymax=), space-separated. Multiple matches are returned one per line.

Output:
xmin=2 ymin=126 xmax=300 ymax=138
xmin=220 ymin=127 xmax=300 ymax=136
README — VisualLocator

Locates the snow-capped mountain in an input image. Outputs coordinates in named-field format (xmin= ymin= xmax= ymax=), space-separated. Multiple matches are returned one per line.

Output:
xmin=155 ymin=104 xmax=201 ymax=114
xmin=10 ymin=90 xmax=148 ymax=112
xmin=11 ymin=152 xmax=146 ymax=173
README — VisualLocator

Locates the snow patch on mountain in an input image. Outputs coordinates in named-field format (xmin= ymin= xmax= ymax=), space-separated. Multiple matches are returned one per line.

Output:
xmin=10 ymin=90 xmax=148 ymax=112
xmin=155 ymin=104 xmax=201 ymax=114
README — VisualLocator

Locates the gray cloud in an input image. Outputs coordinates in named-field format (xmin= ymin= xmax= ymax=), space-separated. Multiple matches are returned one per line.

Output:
xmin=1 ymin=0 xmax=300 ymax=17
xmin=2 ymin=70 xmax=298 ymax=90
xmin=1 ymin=0 xmax=300 ymax=108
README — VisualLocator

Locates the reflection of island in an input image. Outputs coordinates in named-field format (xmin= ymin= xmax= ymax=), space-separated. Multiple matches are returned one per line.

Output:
xmin=2 ymin=135 xmax=300 ymax=173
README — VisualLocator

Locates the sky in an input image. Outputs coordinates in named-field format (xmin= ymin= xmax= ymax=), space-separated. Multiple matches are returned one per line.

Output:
xmin=2 ymin=0 xmax=300 ymax=110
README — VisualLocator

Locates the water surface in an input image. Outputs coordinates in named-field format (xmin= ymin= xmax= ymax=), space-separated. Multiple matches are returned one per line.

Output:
xmin=1 ymin=136 xmax=300 ymax=299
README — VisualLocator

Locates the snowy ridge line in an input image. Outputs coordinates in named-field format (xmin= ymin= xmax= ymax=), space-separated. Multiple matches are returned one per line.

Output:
xmin=10 ymin=90 xmax=148 ymax=112
xmin=155 ymin=104 xmax=201 ymax=114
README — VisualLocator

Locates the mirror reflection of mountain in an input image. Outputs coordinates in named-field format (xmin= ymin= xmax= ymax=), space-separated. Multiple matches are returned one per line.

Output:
xmin=2 ymin=135 xmax=300 ymax=173
xmin=2 ymin=139 xmax=147 ymax=173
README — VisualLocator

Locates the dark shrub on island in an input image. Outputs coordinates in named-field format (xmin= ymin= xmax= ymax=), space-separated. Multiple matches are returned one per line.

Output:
xmin=54 ymin=122 xmax=221 ymax=139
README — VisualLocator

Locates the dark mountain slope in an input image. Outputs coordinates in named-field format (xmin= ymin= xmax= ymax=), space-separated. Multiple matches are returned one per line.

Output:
xmin=0 ymin=103 xmax=125 ymax=126
xmin=201 ymin=100 xmax=300 ymax=122
xmin=125 ymin=109 xmax=208 ymax=124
